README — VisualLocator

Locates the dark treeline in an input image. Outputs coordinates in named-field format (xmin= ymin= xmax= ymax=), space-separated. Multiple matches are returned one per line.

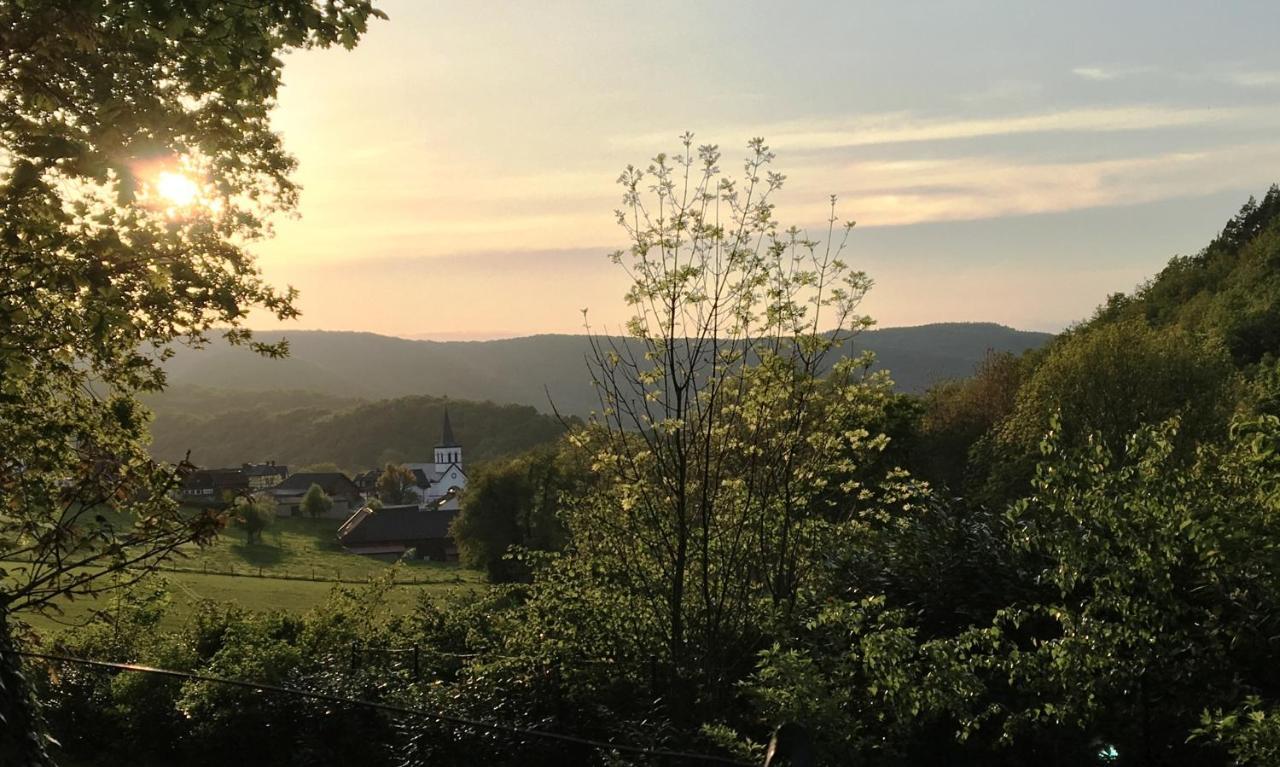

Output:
xmin=147 ymin=392 xmax=571 ymax=472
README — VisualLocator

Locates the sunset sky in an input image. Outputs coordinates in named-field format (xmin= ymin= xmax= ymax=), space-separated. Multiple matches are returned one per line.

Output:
xmin=255 ymin=0 xmax=1280 ymax=340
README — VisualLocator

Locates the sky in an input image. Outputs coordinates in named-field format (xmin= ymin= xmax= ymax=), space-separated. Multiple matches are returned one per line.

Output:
xmin=252 ymin=0 xmax=1280 ymax=340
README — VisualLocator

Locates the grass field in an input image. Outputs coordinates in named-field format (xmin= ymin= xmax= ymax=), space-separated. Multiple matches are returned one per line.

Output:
xmin=14 ymin=568 xmax=480 ymax=635
xmin=173 ymin=513 xmax=475 ymax=582
xmin=9 ymin=514 xmax=487 ymax=636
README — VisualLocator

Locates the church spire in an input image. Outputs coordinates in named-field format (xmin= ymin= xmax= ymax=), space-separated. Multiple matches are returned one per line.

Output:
xmin=439 ymin=407 xmax=459 ymax=447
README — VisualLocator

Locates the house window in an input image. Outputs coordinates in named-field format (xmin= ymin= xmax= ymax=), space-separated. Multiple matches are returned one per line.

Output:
xmin=451 ymin=472 xmax=457 ymax=479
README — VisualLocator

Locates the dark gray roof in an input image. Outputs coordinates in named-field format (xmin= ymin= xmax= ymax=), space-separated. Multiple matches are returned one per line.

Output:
xmin=272 ymin=472 xmax=359 ymax=497
xmin=339 ymin=506 xmax=457 ymax=546
xmin=410 ymin=468 xmax=431 ymax=488
xmin=183 ymin=468 xmax=250 ymax=490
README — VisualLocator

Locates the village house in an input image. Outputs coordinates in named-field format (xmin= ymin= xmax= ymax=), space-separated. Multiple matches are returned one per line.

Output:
xmin=241 ymin=461 xmax=288 ymax=490
xmin=180 ymin=462 xmax=289 ymax=505
xmin=352 ymin=468 xmax=380 ymax=497
xmin=180 ymin=467 xmax=251 ymax=505
xmin=268 ymin=472 xmax=363 ymax=518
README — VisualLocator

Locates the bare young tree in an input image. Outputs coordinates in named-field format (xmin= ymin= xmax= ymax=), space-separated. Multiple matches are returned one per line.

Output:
xmin=570 ymin=134 xmax=886 ymax=700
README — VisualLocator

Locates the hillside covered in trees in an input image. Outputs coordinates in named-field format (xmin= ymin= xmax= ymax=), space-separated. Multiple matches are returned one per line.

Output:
xmin=155 ymin=322 xmax=1051 ymax=416
xmin=146 ymin=390 xmax=569 ymax=471
xmin=1091 ymin=185 xmax=1280 ymax=366
xmin=911 ymin=185 xmax=1280 ymax=501
xmin=145 ymin=322 xmax=1050 ymax=471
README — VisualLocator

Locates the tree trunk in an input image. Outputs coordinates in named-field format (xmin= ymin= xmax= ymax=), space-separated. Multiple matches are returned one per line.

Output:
xmin=0 ymin=607 xmax=55 ymax=767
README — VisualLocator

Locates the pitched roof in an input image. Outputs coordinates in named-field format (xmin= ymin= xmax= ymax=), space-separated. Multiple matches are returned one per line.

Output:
xmin=338 ymin=505 xmax=458 ymax=546
xmin=437 ymin=408 xmax=459 ymax=448
xmin=430 ymin=464 xmax=467 ymax=486
xmin=271 ymin=472 xmax=359 ymax=497
xmin=184 ymin=468 xmax=250 ymax=490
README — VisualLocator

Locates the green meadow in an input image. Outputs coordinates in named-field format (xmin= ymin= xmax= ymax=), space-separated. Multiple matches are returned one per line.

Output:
xmin=7 ymin=515 xmax=485 ymax=635
xmin=173 ymin=513 xmax=473 ymax=582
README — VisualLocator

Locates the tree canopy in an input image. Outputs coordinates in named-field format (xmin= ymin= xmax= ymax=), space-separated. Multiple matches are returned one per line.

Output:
xmin=299 ymin=483 xmax=333 ymax=519
xmin=235 ymin=494 xmax=276 ymax=545
xmin=451 ymin=441 xmax=587 ymax=581
xmin=0 ymin=2 xmax=383 ymax=762
xmin=376 ymin=463 xmax=418 ymax=506
xmin=1091 ymin=185 xmax=1280 ymax=365
xmin=1 ymin=0 xmax=383 ymax=609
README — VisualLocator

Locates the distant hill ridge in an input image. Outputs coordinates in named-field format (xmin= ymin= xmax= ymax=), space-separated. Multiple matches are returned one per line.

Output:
xmin=159 ymin=323 xmax=1053 ymax=417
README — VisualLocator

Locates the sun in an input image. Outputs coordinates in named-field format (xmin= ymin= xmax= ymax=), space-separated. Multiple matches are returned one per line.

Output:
xmin=155 ymin=170 xmax=199 ymax=207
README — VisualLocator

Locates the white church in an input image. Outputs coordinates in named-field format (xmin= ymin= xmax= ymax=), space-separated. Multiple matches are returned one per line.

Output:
xmin=337 ymin=410 xmax=470 ymax=560
xmin=402 ymin=409 xmax=467 ymax=510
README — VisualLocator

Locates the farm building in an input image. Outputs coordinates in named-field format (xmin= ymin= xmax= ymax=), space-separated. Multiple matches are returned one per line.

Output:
xmin=336 ymin=502 xmax=459 ymax=561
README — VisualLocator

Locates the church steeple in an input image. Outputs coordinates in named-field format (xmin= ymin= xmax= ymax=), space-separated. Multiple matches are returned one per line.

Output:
xmin=439 ymin=407 xmax=459 ymax=448
xmin=434 ymin=408 xmax=462 ymax=471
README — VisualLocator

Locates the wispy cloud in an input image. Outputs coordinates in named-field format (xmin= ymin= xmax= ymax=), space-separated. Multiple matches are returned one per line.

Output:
xmin=1070 ymin=65 xmax=1157 ymax=82
xmin=613 ymin=105 xmax=1274 ymax=153
xmin=1073 ymin=64 xmax=1280 ymax=90
xmin=1223 ymin=70 xmax=1280 ymax=88
xmin=775 ymin=142 xmax=1280 ymax=228
xmin=259 ymin=138 xmax=1280 ymax=275
xmin=1072 ymin=67 xmax=1119 ymax=81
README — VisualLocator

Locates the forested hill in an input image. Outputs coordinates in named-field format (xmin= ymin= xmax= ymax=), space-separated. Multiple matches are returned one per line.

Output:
xmin=912 ymin=185 xmax=1280 ymax=497
xmin=157 ymin=323 xmax=1052 ymax=417
xmin=1087 ymin=184 xmax=1280 ymax=364
xmin=146 ymin=392 xmax=568 ymax=472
